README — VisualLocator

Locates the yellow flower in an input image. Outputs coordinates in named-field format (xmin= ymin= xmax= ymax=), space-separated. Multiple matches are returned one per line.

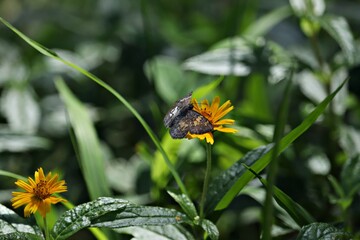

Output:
xmin=187 ymin=96 xmax=237 ymax=144
xmin=11 ymin=168 xmax=67 ymax=218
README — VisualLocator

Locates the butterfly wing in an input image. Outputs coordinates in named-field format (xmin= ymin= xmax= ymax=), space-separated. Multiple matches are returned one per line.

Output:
xmin=169 ymin=110 xmax=213 ymax=139
xmin=164 ymin=92 xmax=192 ymax=128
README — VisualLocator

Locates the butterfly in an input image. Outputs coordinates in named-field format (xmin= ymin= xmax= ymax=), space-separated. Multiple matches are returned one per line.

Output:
xmin=164 ymin=92 xmax=213 ymax=139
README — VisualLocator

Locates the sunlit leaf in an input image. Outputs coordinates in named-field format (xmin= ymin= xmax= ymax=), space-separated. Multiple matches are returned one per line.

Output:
xmin=0 ymin=204 xmax=43 ymax=239
xmin=320 ymin=16 xmax=355 ymax=65
xmin=296 ymin=70 xmax=326 ymax=104
xmin=51 ymin=197 xmax=189 ymax=240
xmin=192 ymin=76 xmax=224 ymax=100
xmin=290 ymin=0 xmax=325 ymax=16
xmin=200 ymin=219 xmax=219 ymax=240
xmin=116 ymin=225 xmax=195 ymax=240
xmin=296 ymin=222 xmax=352 ymax=239
xmin=0 ymin=86 xmax=40 ymax=134
xmin=152 ymin=134 xmax=181 ymax=190
xmin=167 ymin=191 xmax=198 ymax=220
xmin=0 ymin=133 xmax=50 ymax=152
xmin=330 ymin=68 xmax=348 ymax=115
xmin=183 ymin=48 xmax=251 ymax=76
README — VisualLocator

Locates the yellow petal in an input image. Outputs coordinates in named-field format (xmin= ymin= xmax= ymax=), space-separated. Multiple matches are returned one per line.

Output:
xmin=210 ymin=96 xmax=220 ymax=113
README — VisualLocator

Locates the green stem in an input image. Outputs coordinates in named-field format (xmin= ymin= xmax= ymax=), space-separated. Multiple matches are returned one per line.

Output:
xmin=200 ymin=143 xmax=212 ymax=219
xmin=44 ymin=216 xmax=50 ymax=240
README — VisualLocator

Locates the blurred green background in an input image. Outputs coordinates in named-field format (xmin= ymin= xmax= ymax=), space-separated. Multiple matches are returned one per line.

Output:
xmin=1 ymin=0 xmax=360 ymax=239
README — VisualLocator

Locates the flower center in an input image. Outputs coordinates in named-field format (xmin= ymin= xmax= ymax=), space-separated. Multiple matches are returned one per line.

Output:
xmin=34 ymin=180 xmax=51 ymax=200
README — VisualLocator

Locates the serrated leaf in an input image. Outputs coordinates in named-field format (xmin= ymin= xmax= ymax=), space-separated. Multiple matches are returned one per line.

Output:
xmin=51 ymin=197 xmax=189 ymax=240
xmin=206 ymin=79 xmax=347 ymax=213
xmin=0 ymin=204 xmax=43 ymax=239
xmin=116 ymin=225 xmax=195 ymax=240
xmin=51 ymin=197 xmax=128 ymax=240
xmin=200 ymin=219 xmax=219 ymax=240
xmin=167 ymin=191 xmax=198 ymax=220
xmin=320 ymin=16 xmax=355 ymax=65
xmin=296 ymin=222 xmax=352 ymax=240
xmin=92 ymin=205 xmax=189 ymax=228
xmin=0 ymin=231 xmax=43 ymax=240
xmin=56 ymin=79 xmax=111 ymax=200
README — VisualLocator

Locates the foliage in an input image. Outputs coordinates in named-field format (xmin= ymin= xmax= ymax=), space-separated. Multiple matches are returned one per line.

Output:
xmin=0 ymin=0 xmax=359 ymax=239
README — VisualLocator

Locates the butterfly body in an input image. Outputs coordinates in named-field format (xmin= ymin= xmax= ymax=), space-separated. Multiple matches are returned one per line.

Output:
xmin=164 ymin=93 xmax=213 ymax=139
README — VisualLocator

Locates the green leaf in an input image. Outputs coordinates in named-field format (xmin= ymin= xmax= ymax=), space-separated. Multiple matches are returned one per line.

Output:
xmin=0 ymin=204 xmax=43 ymax=239
xmin=55 ymin=79 xmax=111 ymax=200
xmin=244 ymin=6 xmax=292 ymax=39
xmin=192 ymin=76 xmax=224 ymax=100
xmin=51 ymin=197 xmax=189 ymax=240
xmin=167 ymin=191 xmax=198 ymax=220
xmin=152 ymin=134 xmax=181 ymax=190
xmin=205 ymin=145 xmax=273 ymax=213
xmin=183 ymin=47 xmax=251 ymax=76
xmin=0 ymin=16 xmax=187 ymax=196
xmin=290 ymin=0 xmax=325 ymax=17
xmin=0 ymin=134 xmax=50 ymax=153
xmin=144 ymin=56 xmax=195 ymax=104
xmin=206 ymin=79 xmax=347 ymax=213
xmin=341 ymin=155 xmax=360 ymax=198
xmin=0 ymin=86 xmax=40 ymax=134
xmin=296 ymin=223 xmax=352 ymax=240
xmin=239 ymin=74 xmax=273 ymax=122
xmin=200 ymin=219 xmax=219 ymax=240
xmin=253 ymin=172 xmax=315 ymax=226
xmin=116 ymin=225 xmax=195 ymax=240
xmin=320 ymin=15 xmax=355 ymax=65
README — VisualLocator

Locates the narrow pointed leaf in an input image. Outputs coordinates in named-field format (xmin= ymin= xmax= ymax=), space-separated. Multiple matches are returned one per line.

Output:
xmin=51 ymin=197 xmax=189 ymax=240
xmin=206 ymin=79 xmax=347 ymax=213
xmin=205 ymin=145 xmax=273 ymax=213
xmin=116 ymin=225 xmax=195 ymax=240
xmin=244 ymin=168 xmax=315 ymax=226
xmin=0 ymin=204 xmax=43 ymax=239
xmin=167 ymin=191 xmax=198 ymax=220
xmin=296 ymin=223 xmax=352 ymax=239
xmin=56 ymin=79 xmax=111 ymax=200
xmin=0 ymin=16 xmax=187 ymax=196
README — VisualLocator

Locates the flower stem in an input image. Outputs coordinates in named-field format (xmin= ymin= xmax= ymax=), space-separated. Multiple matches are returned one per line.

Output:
xmin=44 ymin=216 xmax=50 ymax=240
xmin=200 ymin=143 xmax=212 ymax=219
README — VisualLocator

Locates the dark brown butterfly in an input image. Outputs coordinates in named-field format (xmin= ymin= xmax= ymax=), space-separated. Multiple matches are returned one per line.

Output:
xmin=164 ymin=92 xmax=213 ymax=139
